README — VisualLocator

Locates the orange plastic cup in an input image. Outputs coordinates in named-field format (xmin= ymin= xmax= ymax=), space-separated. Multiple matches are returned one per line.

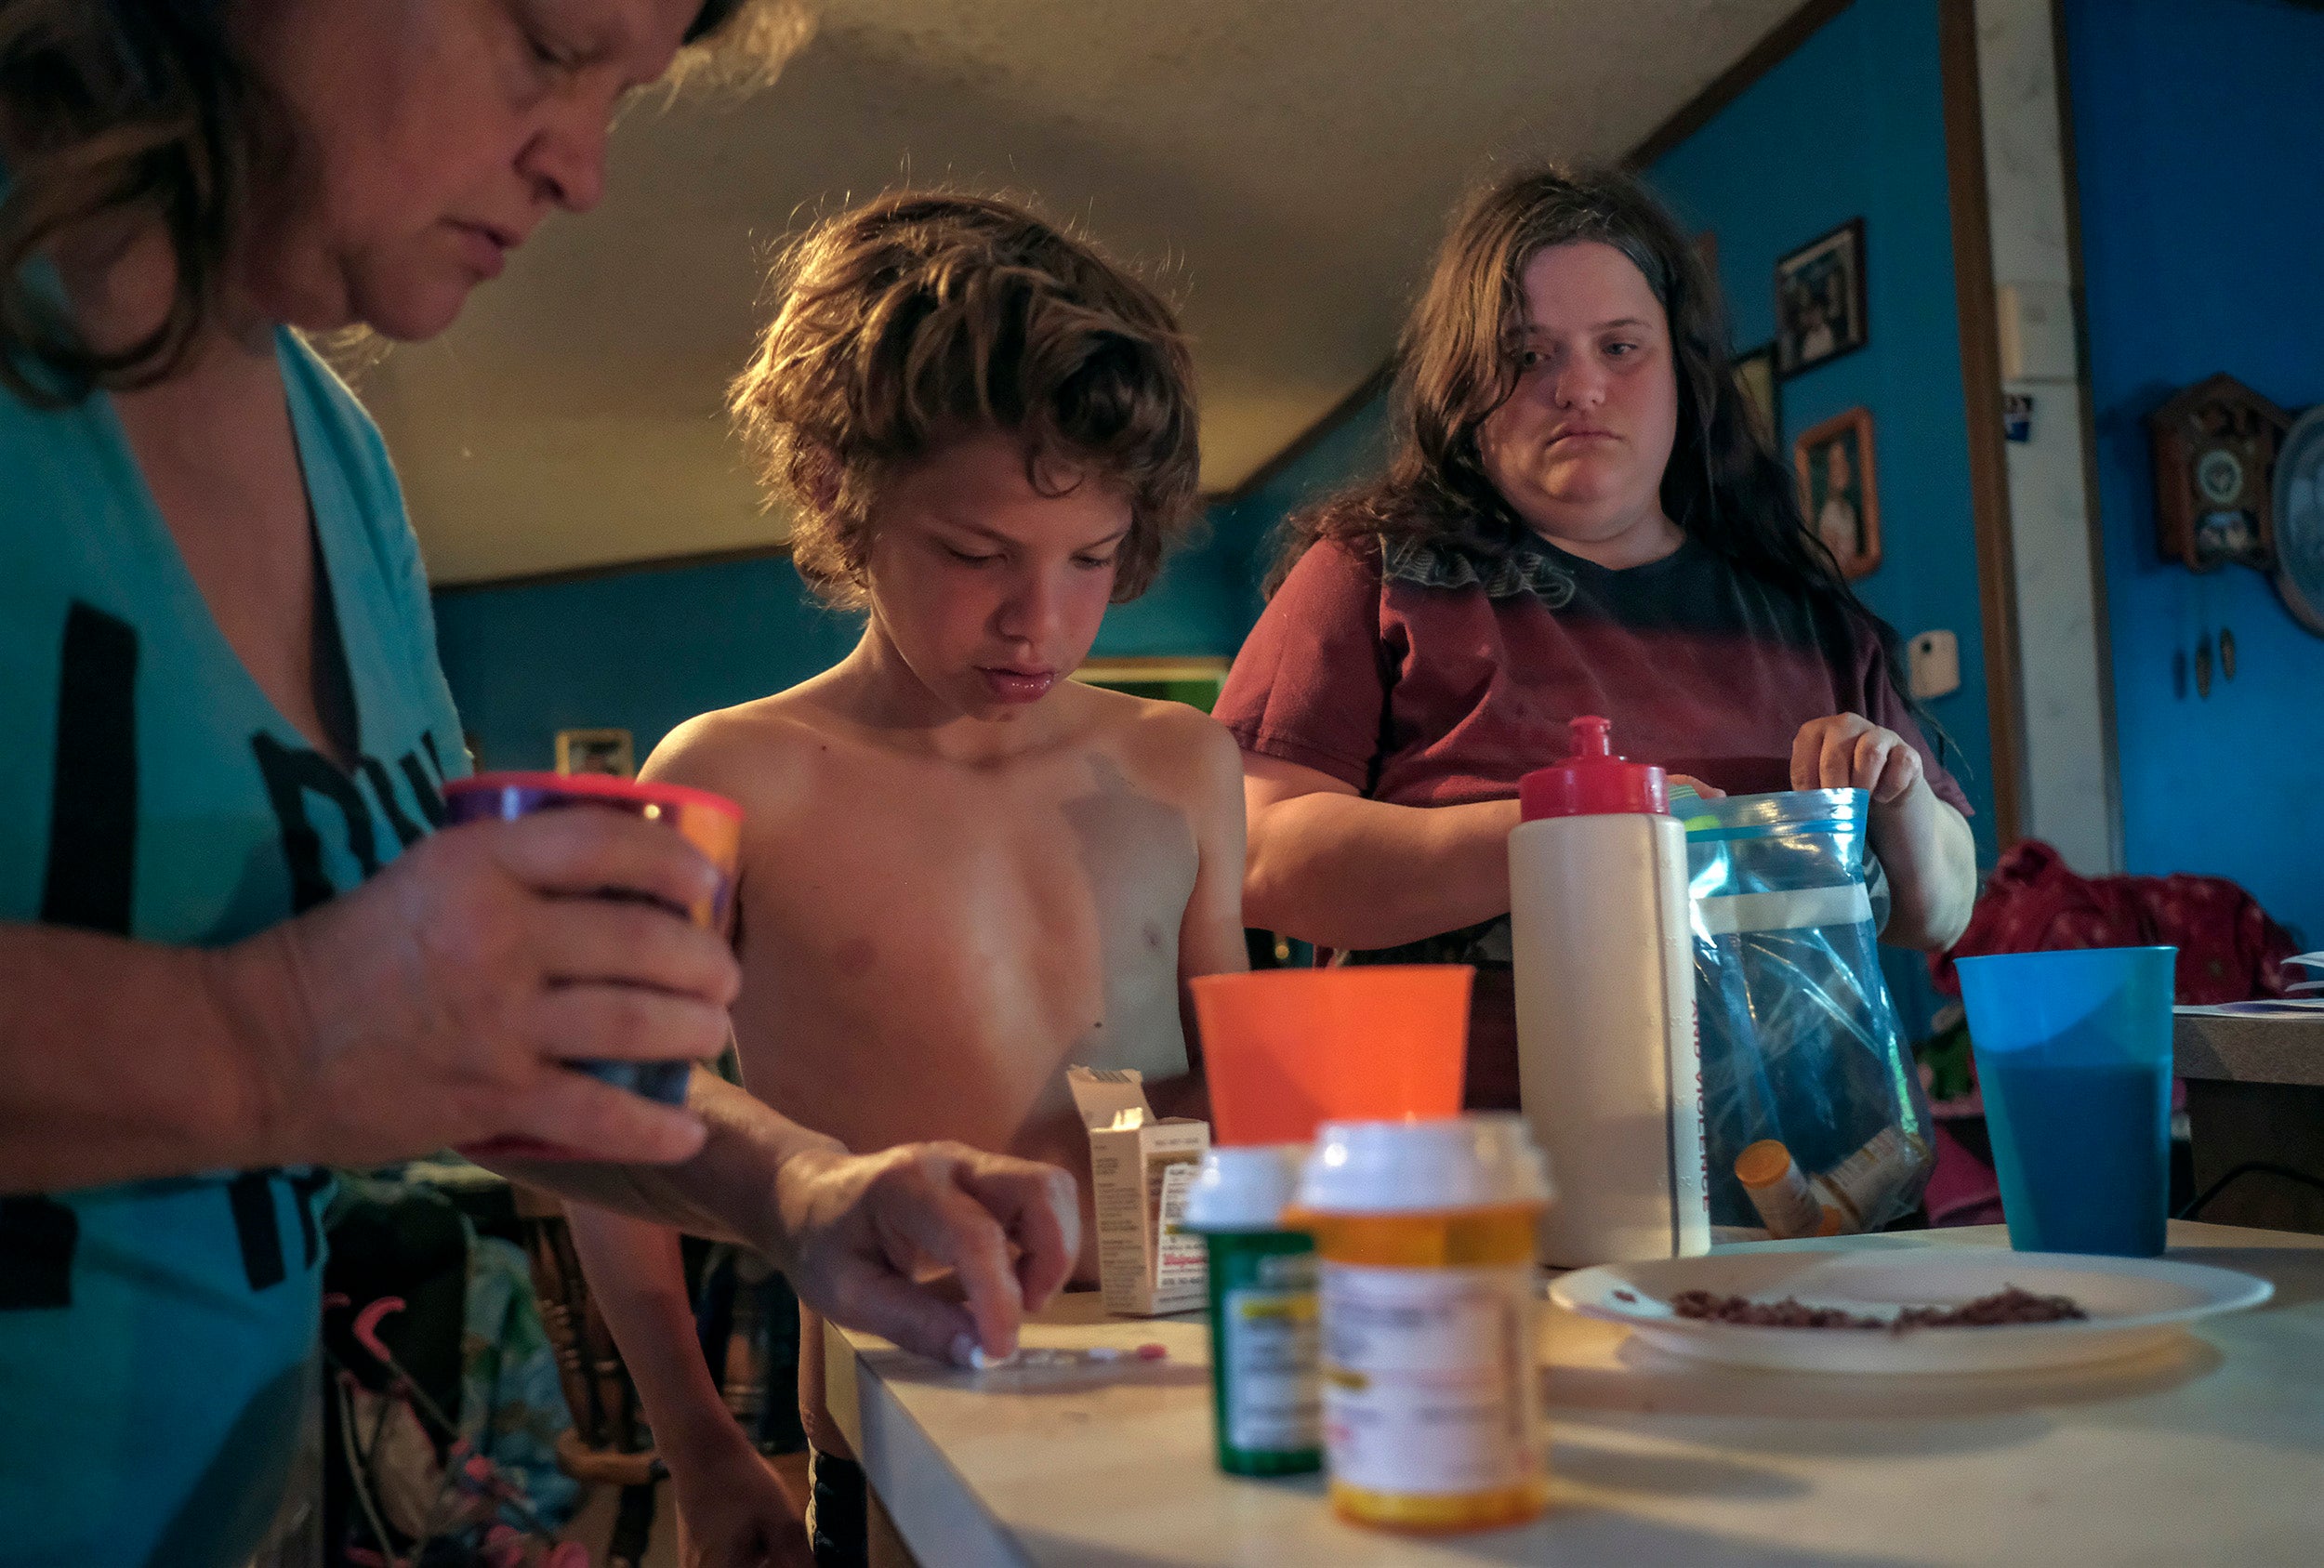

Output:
xmin=1188 ymin=967 xmax=1472 ymax=1146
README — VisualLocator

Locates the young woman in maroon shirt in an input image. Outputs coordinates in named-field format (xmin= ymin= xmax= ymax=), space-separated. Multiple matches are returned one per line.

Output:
xmin=1213 ymin=166 xmax=1977 ymax=1106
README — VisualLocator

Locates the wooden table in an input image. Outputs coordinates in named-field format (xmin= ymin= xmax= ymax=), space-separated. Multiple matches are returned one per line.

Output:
xmin=827 ymin=1222 xmax=2324 ymax=1567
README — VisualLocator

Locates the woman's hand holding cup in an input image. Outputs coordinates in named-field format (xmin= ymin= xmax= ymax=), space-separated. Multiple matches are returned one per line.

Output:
xmin=213 ymin=808 xmax=740 ymax=1171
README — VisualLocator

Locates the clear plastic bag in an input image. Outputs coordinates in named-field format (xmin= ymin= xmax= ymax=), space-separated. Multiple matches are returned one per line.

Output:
xmin=1678 ymin=787 xmax=1934 ymax=1237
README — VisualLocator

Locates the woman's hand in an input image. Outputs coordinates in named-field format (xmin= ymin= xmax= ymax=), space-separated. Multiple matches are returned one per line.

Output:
xmin=670 ymin=1440 xmax=813 ymax=1568
xmin=1790 ymin=713 xmax=1976 ymax=951
xmin=217 ymin=808 xmax=741 ymax=1170
xmin=773 ymin=1142 xmax=1080 ymax=1365
xmin=1790 ymin=713 xmax=1924 ymax=803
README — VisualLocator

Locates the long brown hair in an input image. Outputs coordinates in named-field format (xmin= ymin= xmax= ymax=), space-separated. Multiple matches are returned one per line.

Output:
xmin=0 ymin=0 xmax=786 ymax=408
xmin=1274 ymin=165 xmax=1863 ymax=617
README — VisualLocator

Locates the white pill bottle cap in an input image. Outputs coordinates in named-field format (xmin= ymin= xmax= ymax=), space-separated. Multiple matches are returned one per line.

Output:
xmin=1182 ymin=1144 xmax=1308 ymax=1232
xmin=1296 ymin=1113 xmax=1554 ymax=1217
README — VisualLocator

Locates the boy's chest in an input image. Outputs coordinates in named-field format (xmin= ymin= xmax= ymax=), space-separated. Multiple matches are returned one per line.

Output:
xmin=737 ymin=758 xmax=1199 ymax=996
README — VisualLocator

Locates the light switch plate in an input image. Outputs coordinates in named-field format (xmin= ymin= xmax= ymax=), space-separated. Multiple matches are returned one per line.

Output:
xmin=1908 ymin=629 xmax=1961 ymax=700
xmin=1996 ymin=281 xmax=2078 ymax=381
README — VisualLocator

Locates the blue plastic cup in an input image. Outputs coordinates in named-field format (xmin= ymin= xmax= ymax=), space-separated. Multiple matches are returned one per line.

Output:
xmin=1957 ymin=946 xmax=2176 ymax=1257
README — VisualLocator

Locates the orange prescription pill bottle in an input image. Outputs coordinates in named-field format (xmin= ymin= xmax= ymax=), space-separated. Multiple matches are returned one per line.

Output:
xmin=1292 ymin=1114 xmax=1554 ymax=1533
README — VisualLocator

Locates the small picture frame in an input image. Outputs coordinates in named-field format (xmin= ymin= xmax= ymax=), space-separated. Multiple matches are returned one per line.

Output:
xmin=1071 ymin=656 xmax=1232 ymax=713
xmin=1775 ymin=218 xmax=1868 ymax=376
xmin=1733 ymin=341 xmax=1781 ymax=451
xmin=554 ymin=727 xmax=636 ymax=778
xmin=1796 ymin=407 xmax=1882 ymax=581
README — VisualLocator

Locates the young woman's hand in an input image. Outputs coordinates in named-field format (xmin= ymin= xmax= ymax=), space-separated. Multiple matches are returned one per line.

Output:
xmin=1791 ymin=713 xmax=1924 ymax=804
xmin=773 ymin=1142 xmax=1080 ymax=1365
xmin=218 ymin=809 xmax=741 ymax=1170
xmin=671 ymin=1440 xmax=813 ymax=1568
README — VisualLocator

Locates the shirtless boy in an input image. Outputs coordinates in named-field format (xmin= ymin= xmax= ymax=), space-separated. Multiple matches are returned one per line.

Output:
xmin=569 ymin=193 xmax=1247 ymax=1567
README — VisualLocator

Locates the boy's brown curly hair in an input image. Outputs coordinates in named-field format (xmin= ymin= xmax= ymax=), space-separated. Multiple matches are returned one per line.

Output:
xmin=729 ymin=191 xmax=1202 ymax=608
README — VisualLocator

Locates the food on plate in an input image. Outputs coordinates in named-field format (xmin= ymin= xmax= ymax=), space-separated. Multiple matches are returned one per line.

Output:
xmin=1669 ymin=1285 xmax=2087 ymax=1331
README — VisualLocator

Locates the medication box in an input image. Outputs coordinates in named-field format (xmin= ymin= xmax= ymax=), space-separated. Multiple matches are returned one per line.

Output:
xmin=1068 ymin=1067 xmax=1209 ymax=1316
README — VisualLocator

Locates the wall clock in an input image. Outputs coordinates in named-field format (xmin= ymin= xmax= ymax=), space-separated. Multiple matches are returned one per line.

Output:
xmin=2147 ymin=374 xmax=2291 ymax=573
xmin=2271 ymin=403 xmax=2324 ymax=637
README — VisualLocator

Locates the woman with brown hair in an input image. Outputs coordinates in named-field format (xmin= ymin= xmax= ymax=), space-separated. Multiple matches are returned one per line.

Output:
xmin=1215 ymin=165 xmax=1977 ymax=1104
xmin=0 ymin=6 xmax=1075 ymax=1561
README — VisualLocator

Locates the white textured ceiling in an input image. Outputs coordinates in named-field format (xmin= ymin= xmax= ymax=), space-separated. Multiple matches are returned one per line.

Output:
xmin=370 ymin=0 xmax=1800 ymax=586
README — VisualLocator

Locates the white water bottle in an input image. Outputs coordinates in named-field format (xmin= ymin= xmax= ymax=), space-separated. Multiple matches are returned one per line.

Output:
xmin=1508 ymin=716 xmax=1709 ymax=1266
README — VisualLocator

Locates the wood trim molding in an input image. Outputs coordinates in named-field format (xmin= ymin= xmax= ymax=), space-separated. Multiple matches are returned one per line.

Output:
xmin=1937 ymin=0 xmax=2027 ymax=850
xmin=2049 ymin=0 xmax=2127 ymax=873
xmin=1622 ymin=0 xmax=1855 ymax=171
xmin=433 ymin=537 xmax=795 ymax=595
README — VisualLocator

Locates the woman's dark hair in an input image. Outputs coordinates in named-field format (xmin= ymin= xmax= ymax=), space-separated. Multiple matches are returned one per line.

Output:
xmin=0 ymin=0 xmax=788 ymax=408
xmin=1273 ymin=164 xmax=1926 ymax=729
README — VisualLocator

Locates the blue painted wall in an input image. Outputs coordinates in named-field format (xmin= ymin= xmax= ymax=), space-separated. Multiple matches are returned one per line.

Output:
xmin=433 ymin=554 xmax=852 ymax=771
xmin=431 ymin=495 xmax=1296 ymax=771
xmin=2063 ymin=0 xmax=2324 ymax=947
xmin=1647 ymin=0 xmax=1997 ymax=866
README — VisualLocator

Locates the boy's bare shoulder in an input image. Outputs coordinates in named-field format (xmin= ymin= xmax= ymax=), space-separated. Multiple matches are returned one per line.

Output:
xmin=640 ymin=684 xmax=852 ymax=816
xmin=1072 ymin=683 xmax=1243 ymax=806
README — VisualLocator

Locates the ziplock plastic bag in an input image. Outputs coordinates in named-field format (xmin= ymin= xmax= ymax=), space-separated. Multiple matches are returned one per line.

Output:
xmin=1677 ymin=787 xmax=1934 ymax=1236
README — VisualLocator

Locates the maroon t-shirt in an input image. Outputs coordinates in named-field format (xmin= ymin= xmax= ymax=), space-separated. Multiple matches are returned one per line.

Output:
xmin=1219 ymin=529 xmax=1967 ymax=1112
xmin=1219 ymin=532 xmax=1969 ymax=816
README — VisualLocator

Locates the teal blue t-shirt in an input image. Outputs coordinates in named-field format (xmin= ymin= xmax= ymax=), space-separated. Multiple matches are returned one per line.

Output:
xmin=0 ymin=331 xmax=469 ymax=1564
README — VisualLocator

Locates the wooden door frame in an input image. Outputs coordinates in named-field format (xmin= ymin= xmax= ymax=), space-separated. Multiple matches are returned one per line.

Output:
xmin=1938 ymin=0 xmax=2029 ymax=850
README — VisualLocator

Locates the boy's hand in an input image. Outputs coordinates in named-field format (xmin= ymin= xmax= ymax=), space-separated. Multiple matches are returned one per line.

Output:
xmin=672 ymin=1441 xmax=812 ymax=1568
xmin=774 ymin=1142 xmax=1080 ymax=1365
xmin=1791 ymin=713 xmax=1923 ymax=805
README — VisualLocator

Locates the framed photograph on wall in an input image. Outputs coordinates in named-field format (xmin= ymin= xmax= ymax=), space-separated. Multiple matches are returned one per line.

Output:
xmin=1072 ymin=656 xmax=1231 ymax=713
xmin=1775 ymin=218 xmax=1868 ymax=376
xmin=1733 ymin=341 xmax=1780 ymax=450
xmin=555 ymin=727 xmax=636 ymax=777
xmin=1795 ymin=407 xmax=1882 ymax=581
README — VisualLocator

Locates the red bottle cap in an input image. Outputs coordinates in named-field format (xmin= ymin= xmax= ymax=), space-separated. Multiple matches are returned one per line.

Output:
xmin=1519 ymin=717 xmax=1669 ymax=819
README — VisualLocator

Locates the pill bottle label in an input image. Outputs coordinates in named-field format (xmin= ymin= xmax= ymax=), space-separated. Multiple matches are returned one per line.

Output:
xmin=1319 ymin=1261 xmax=1541 ymax=1496
xmin=1222 ymin=1259 xmax=1321 ymax=1454
xmin=1816 ymin=1125 xmax=1929 ymax=1231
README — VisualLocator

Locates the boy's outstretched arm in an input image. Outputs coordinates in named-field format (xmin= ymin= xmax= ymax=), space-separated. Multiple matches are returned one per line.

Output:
xmin=1151 ymin=718 xmax=1251 ymax=1122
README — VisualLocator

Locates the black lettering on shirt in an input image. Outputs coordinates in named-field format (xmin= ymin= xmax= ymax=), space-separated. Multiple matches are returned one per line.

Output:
xmin=358 ymin=756 xmax=427 ymax=850
xmin=0 ymin=1197 xmax=79 ymax=1311
xmin=41 ymin=602 xmax=138 ymax=934
xmin=250 ymin=733 xmax=380 ymax=913
xmin=227 ymin=1173 xmax=286 ymax=1293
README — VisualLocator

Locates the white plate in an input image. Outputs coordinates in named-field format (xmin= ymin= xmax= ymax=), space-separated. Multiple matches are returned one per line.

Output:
xmin=1550 ymin=1245 xmax=2273 ymax=1375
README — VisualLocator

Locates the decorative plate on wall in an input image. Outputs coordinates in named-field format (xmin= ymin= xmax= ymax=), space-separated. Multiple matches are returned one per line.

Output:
xmin=2272 ymin=404 xmax=2324 ymax=637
